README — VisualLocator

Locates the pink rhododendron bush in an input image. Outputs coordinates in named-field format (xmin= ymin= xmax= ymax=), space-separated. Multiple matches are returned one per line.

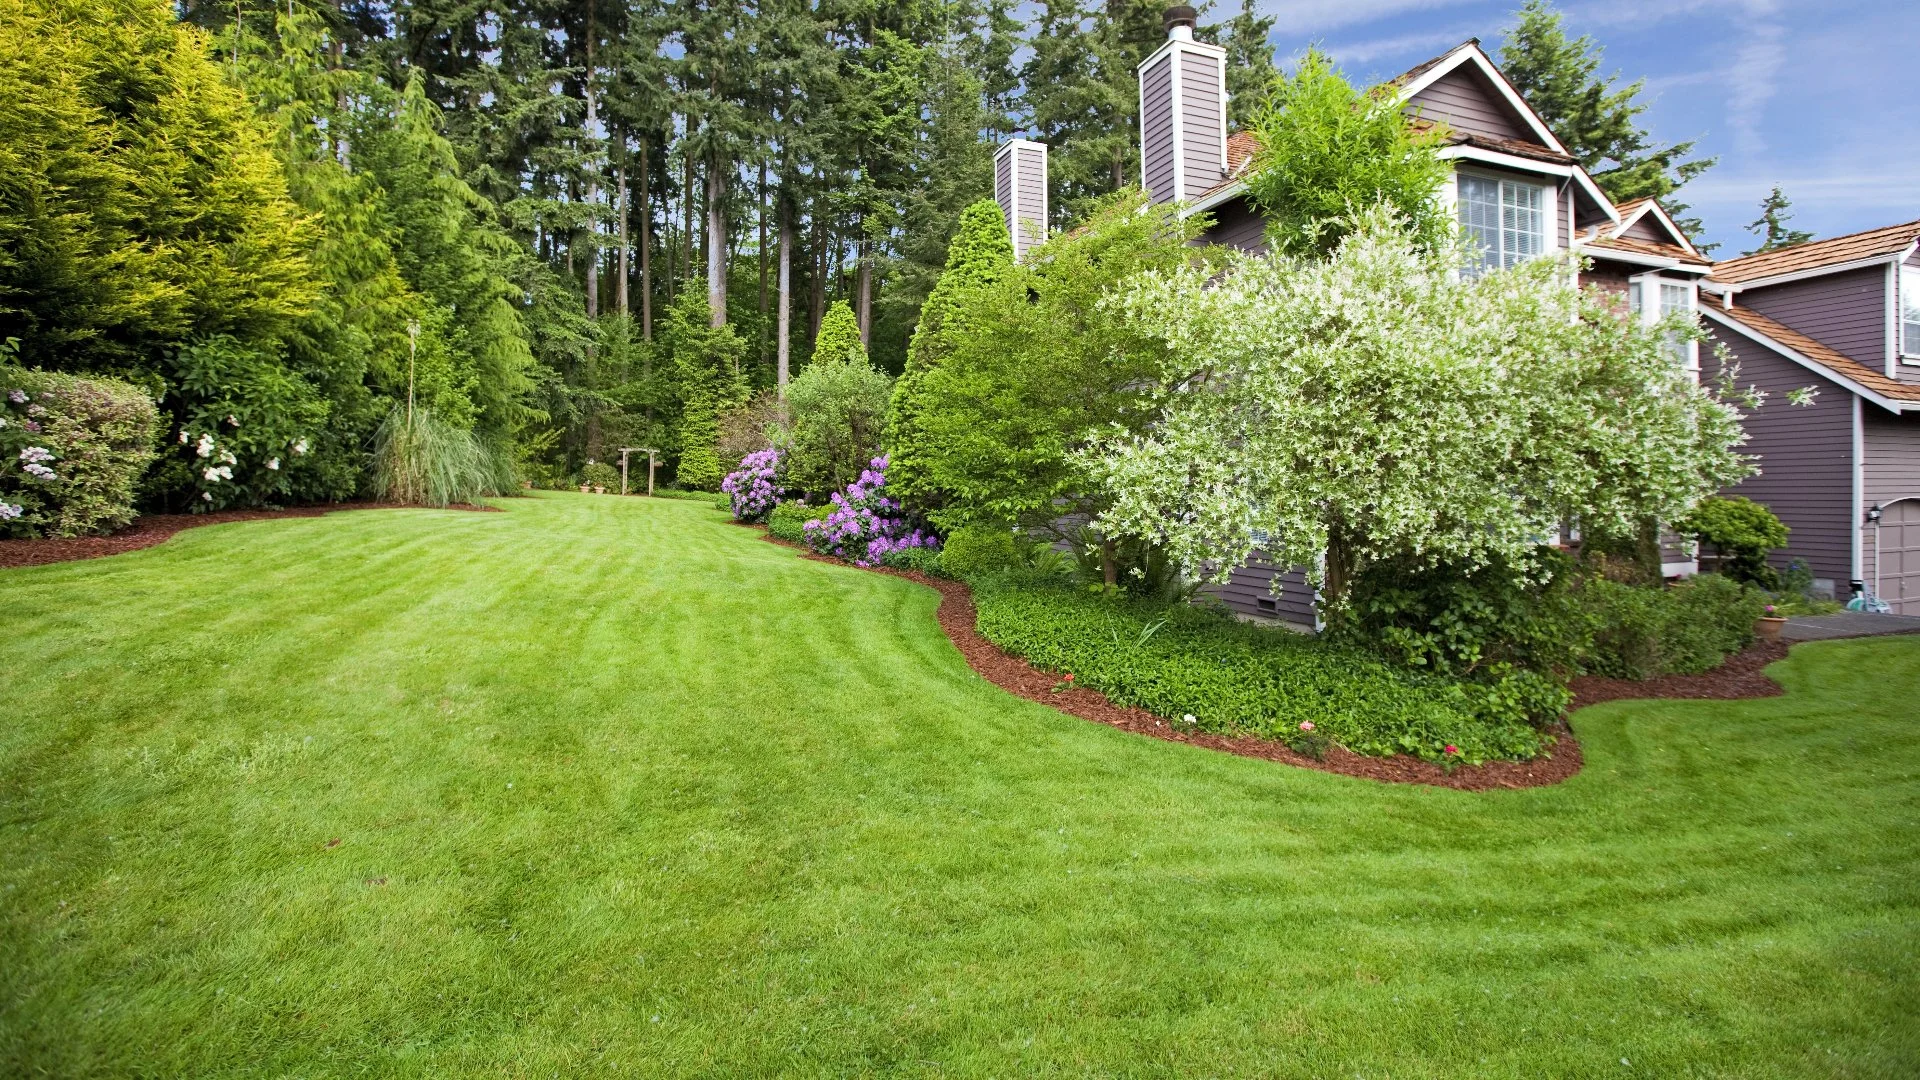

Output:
xmin=801 ymin=455 xmax=938 ymax=567
xmin=1 ymin=366 xmax=160 ymax=538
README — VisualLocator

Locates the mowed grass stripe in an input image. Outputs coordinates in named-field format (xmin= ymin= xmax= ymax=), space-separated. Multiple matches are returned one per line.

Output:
xmin=1 ymin=492 xmax=1915 ymax=1077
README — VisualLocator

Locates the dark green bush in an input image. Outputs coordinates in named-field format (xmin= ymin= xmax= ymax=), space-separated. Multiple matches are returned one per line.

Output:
xmin=581 ymin=462 xmax=620 ymax=489
xmin=768 ymin=500 xmax=828 ymax=543
xmin=881 ymin=546 xmax=946 ymax=575
xmin=970 ymin=577 xmax=1550 ymax=763
xmin=1 ymin=366 xmax=159 ymax=537
xmin=1578 ymin=574 xmax=1763 ymax=679
xmin=1677 ymin=496 xmax=1789 ymax=588
xmin=1342 ymin=547 xmax=1588 ymax=679
xmin=940 ymin=524 xmax=1024 ymax=579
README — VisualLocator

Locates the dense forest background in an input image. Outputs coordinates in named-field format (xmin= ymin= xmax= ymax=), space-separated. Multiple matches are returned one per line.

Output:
xmin=32 ymin=0 xmax=1278 ymax=499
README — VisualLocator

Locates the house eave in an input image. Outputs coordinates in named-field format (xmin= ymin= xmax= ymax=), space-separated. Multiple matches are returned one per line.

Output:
xmin=1700 ymin=305 xmax=1910 ymax=414
xmin=1709 ymin=247 xmax=1915 ymax=292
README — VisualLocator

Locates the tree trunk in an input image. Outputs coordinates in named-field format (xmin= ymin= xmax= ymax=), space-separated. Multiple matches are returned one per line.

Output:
xmin=1101 ymin=534 xmax=1118 ymax=588
xmin=639 ymin=137 xmax=652 ymax=340
xmin=1322 ymin=526 xmax=1355 ymax=624
xmin=616 ymin=159 xmax=629 ymax=317
xmin=758 ymin=159 xmax=768 ymax=367
xmin=583 ymin=22 xmax=599 ymax=320
xmin=856 ymin=233 xmax=871 ymax=347
xmin=777 ymin=195 xmax=791 ymax=397
xmin=683 ymin=150 xmax=695 ymax=300
xmin=809 ymin=212 xmax=825 ymax=340
xmin=706 ymin=151 xmax=727 ymax=328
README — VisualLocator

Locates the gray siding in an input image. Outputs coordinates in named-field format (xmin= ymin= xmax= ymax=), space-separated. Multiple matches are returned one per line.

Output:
xmin=993 ymin=150 xmax=1013 ymax=236
xmin=1404 ymin=66 xmax=1526 ymax=141
xmin=1707 ymin=323 xmax=1857 ymax=581
xmin=1014 ymin=144 xmax=1047 ymax=257
xmin=1864 ymin=407 xmax=1920 ymax=507
xmin=1619 ymin=214 xmax=1667 ymax=243
xmin=1741 ymin=266 xmax=1888 ymax=370
xmin=1140 ymin=54 xmax=1175 ymax=204
xmin=1197 ymin=193 xmax=1266 ymax=254
xmin=1206 ymin=557 xmax=1317 ymax=627
xmin=1179 ymin=51 xmax=1225 ymax=201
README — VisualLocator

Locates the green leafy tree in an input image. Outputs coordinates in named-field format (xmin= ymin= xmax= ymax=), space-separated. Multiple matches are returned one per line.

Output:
xmin=1086 ymin=206 xmax=1752 ymax=614
xmin=888 ymin=199 xmax=1016 ymax=510
xmin=662 ymin=283 xmax=748 ymax=489
xmin=1499 ymin=0 xmax=1716 ymax=243
xmin=786 ymin=301 xmax=892 ymax=495
xmin=907 ymin=192 xmax=1208 ymax=584
xmin=1242 ymin=49 xmax=1453 ymax=258
xmin=1742 ymin=185 xmax=1814 ymax=255
xmin=1676 ymin=495 xmax=1790 ymax=587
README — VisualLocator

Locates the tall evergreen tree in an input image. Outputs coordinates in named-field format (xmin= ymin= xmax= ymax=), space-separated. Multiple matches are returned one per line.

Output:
xmin=1499 ymin=0 xmax=1715 ymax=242
xmin=1742 ymin=185 xmax=1814 ymax=255
xmin=661 ymin=281 xmax=747 ymax=488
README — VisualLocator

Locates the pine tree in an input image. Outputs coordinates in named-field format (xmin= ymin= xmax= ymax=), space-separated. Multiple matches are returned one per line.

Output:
xmin=887 ymin=199 xmax=1016 ymax=508
xmin=810 ymin=300 xmax=867 ymax=369
xmin=1499 ymin=0 xmax=1716 ymax=243
xmin=1742 ymin=185 xmax=1814 ymax=255
xmin=1204 ymin=0 xmax=1279 ymax=130
xmin=662 ymin=282 xmax=748 ymax=489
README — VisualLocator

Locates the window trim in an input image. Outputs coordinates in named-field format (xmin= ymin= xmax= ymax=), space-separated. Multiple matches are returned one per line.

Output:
xmin=1899 ymin=264 xmax=1920 ymax=361
xmin=1455 ymin=170 xmax=1556 ymax=277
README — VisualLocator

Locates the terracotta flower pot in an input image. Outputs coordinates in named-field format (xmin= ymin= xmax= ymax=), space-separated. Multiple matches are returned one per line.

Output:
xmin=1754 ymin=615 xmax=1787 ymax=642
xmin=593 ymin=485 xmax=606 ymax=494
xmin=579 ymin=484 xmax=590 ymax=493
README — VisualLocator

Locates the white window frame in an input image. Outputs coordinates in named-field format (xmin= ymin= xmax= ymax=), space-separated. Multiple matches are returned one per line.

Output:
xmin=1900 ymin=264 xmax=1920 ymax=361
xmin=1455 ymin=170 xmax=1556 ymax=277
xmin=1631 ymin=271 xmax=1699 ymax=378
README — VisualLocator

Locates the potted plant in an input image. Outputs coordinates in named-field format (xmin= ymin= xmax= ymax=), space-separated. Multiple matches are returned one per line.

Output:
xmin=1755 ymin=603 xmax=1787 ymax=642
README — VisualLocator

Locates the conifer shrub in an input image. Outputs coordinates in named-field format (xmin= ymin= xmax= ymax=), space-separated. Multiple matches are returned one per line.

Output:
xmin=1676 ymin=496 xmax=1789 ymax=588
xmin=786 ymin=302 xmax=891 ymax=496
xmin=0 ymin=365 xmax=159 ymax=537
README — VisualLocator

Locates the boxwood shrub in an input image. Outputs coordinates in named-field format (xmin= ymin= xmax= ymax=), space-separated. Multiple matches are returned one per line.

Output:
xmin=969 ymin=576 xmax=1549 ymax=763
xmin=767 ymin=500 xmax=829 ymax=543
xmin=1 ymin=367 xmax=160 ymax=538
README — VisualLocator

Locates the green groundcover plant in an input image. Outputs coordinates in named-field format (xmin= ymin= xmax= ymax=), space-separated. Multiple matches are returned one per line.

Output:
xmin=970 ymin=574 xmax=1549 ymax=764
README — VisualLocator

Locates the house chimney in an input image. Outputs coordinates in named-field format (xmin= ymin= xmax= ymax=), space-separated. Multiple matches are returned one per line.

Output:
xmin=993 ymin=139 xmax=1049 ymax=263
xmin=1138 ymin=6 xmax=1228 ymax=205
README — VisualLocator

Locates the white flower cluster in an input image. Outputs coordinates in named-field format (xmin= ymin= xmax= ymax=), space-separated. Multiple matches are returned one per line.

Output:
xmin=202 ymin=464 xmax=234 ymax=483
xmin=6 ymin=389 xmax=25 ymax=404
xmin=1085 ymin=204 xmax=1750 ymax=598
xmin=18 ymin=446 xmax=56 ymax=482
xmin=292 ymin=438 xmax=309 ymax=455
xmin=266 ymin=457 xmax=280 ymax=471
xmin=0 ymin=502 xmax=22 ymax=521
xmin=195 ymin=433 xmax=215 ymax=459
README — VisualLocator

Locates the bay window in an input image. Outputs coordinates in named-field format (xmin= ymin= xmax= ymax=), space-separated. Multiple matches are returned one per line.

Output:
xmin=1458 ymin=173 xmax=1547 ymax=277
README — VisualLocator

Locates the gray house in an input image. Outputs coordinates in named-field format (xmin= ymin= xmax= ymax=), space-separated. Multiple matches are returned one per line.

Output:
xmin=993 ymin=9 xmax=1919 ymax=620
xmin=1700 ymin=227 xmax=1920 ymax=613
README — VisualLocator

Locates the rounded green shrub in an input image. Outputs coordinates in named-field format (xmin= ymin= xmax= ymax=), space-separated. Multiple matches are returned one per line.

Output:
xmin=768 ymin=500 xmax=828 ymax=544
xmin=1677 ymin=496 xmax=1789 ymax=588
xmin=581 ymin=462 xmax=620 ymax=490
xmin=939 ymin=524 xmax=1023 ymax=580
xmin=1 ymin=366 xmax=159 ymax=537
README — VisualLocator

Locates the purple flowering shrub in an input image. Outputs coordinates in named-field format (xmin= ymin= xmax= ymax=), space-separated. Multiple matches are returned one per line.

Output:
xmin=721 ymin=447 xmax=785 ymax=522
xmin=1 ymin=364 xmax=159 ymax=538
xmin=801 ymin=454 xmax=939 ymax=567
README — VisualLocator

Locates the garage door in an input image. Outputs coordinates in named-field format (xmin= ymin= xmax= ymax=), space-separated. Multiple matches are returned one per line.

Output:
xmin=1880 ymin=499 xmax=1920 ymax=615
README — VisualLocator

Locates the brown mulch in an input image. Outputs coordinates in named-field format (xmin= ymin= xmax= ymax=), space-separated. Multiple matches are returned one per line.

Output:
xmin=755 ymin=528 xmax=1803 ymax=791
xmin=0 ymin=502 xmax=498 ymax=569
xmin=1565 ymin=640 xmax=1789 ymax=710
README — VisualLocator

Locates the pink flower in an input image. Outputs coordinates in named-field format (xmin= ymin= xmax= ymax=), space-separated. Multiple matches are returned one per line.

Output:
xmin=1063 ymin=673 xmax=1074 ymax=683
xmin=1444 ymin=744 xmax=1458 ymax=756
xmin=1298 ymin=721 xmax=1314 ymax=732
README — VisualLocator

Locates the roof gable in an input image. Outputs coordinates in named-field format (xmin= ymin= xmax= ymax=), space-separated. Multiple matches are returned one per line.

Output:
xmin=1704 ymin=302 xmax=1920 ymax=410
xmin=1392 ymin=41 xmax=1567 ymax=155
xmin=1609 ymin=199 xmax=1700 ymax=258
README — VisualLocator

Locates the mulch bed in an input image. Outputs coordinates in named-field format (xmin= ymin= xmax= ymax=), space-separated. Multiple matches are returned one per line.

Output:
xmin=0 ymin=502 xmax=497 ymax=570
xmin=758 ymin=528 xmax=1795 ymax=791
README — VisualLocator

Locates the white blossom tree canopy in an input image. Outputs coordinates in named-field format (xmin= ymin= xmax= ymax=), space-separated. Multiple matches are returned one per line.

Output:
xmin=1083 ymin=206 xmax=1753 ymax=606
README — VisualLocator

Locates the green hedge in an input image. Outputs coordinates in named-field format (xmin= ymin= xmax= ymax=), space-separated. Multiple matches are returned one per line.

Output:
xmin=1 ymin=367 xmax=159 ymax=537
xmin=767 ymin=500 xmax=829 ymax=543
xmin=1579 ymin=574 xmax=1763 ymax=679
xmin=969 ymin=576 xmax=1549 ymax=763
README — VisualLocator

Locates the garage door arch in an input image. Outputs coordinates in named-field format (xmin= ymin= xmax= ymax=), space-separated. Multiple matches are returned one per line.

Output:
xmin=1873 ymin=497 xmax=1920 ymax=615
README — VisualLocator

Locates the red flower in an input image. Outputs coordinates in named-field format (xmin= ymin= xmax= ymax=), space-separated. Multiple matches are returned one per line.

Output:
xmin=1444 ymin=744 xmax=1458 ymax=756
xmin=1064 ymin=673 xmax=1074 ymax=683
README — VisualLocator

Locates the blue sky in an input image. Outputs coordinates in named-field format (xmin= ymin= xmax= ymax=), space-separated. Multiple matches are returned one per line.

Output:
xmin=1256 ymin=0 xmax=1919 ymax=254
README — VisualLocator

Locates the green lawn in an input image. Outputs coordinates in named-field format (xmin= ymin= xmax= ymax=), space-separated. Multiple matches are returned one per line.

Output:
xmin=3 ymin=493 xmax=1916 ymax=1078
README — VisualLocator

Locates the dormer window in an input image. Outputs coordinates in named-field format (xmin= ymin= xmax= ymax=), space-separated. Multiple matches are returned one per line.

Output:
xmin=1902 ymin=266 xmax=1920 ymax=358
xmin=1458 ymin=174 xmax=1545 ymax=277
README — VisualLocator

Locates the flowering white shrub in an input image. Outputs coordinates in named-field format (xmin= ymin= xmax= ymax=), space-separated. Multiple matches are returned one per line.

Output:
xmin=1083 ymin=206 xmax=1752 ymax=608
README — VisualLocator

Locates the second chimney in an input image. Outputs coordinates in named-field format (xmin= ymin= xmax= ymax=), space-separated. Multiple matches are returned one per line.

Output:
xmin=1137 ymin=5 xmax=1228 ymax=205
xmin=993 ymin=139 xmax=1048 ymax=262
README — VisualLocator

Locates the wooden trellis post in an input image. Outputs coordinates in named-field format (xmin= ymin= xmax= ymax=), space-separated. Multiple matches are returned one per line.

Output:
xmin=618 ymin=448 xmax=657 ymax=496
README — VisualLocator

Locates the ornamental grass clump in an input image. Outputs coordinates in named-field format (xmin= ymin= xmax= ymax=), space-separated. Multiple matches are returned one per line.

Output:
xmin=802 ymin=455 xmax=938 ymax=567
xmin=721 ymin=448 xmax=785 ymax=522
xmin=372 ymin=406 xmax=505 ymax=508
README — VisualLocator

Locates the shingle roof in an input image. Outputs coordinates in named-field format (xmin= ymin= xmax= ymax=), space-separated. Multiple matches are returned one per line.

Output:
xmin=1709 ymin=220 xmax=1920 ymax=285
xmin=1705 ymin=302 xmax=1920 ymax=403
xmin=1584 ymin=234 xmax=1709 ymax=266
xmin=1385 ymin=40 xmax=1479 ymax=88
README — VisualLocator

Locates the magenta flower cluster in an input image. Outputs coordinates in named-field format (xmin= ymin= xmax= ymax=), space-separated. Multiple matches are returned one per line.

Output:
xmin=802 ymin=455 xmax=939 ymax=567
xmin=721 ymin=447 xmax=785 ymax=523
